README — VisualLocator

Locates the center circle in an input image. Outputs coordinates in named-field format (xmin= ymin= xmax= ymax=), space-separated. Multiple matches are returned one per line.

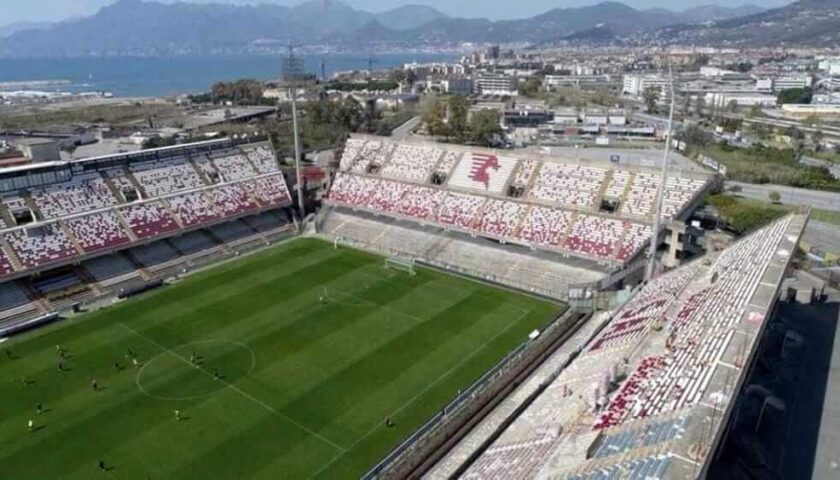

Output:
xmin=136 ymin=339 xmax=257 ymax=401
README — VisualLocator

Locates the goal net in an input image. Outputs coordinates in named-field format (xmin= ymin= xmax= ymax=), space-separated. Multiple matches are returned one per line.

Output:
xmin=384 ymin=256 xmax=416 ymax=276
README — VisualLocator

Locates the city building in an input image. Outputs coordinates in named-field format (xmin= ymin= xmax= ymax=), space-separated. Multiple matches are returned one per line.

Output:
xmin=442 ymin=77 xmax=474 ymax=96
xmin=476 ymin=73 xmax=518 ymax=96
xmin=11 ymin=138 xmax=61 ymax=163
xmin=704 ymin=92 xmax=777 ymax=108
xmin=622 ymin=74 xmax=669 ymax=98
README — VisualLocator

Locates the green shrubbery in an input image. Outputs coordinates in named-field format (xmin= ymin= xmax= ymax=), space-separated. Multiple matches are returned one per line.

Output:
xmin=707 ymin=194 xmax=790 ymax=234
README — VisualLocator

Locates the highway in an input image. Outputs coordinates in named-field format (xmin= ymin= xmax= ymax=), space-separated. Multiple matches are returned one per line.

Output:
xmin=726 ymin=181 xmax=840 ymax=211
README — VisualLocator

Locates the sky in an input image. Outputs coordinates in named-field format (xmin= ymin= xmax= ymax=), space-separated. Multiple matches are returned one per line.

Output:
xmin=0 ymin=0 xmax=794 ymax=27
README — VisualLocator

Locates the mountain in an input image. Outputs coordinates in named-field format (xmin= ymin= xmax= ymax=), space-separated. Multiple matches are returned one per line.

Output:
xmin=679 ymin=4 xmax=766 ymax=23
xmin=0 ymin=0 xmax=797 ymax=57
xmin=638 ymin=0 xmax=840 ymax=46
xmin=374 ymin=4 xmax=449 ymax=31
xmin=336 ymin=1 xmax=708 ymax=46
xmin=0 ymin=21 xmax=53 ymax=38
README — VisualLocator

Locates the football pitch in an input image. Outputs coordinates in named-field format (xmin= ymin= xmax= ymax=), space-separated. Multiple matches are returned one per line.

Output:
xmin=0 ymin=238 xmax=562 ymax=479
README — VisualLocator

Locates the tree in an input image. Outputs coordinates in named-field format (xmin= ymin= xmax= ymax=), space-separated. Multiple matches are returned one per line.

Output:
xmin=768 ymin=191 xmax=781 ymax=203
xmin=776 ymin=87 xmax=812 ymax=105
xmin=469 ymin=109 xmax=503 ymax=147
xmin=682 ymin=95 xmax=692 ymax=115
xmin=812 ymin=130 xmax=825 ymax=151
xmin=447 ymin=95 xmax=470 ymax=142
xmin=694 ymin=96 xmax=706 ymax=118
xmin=726 ymin=100 xmax=738 ymax=113
xmin=423 ymin=99 xmax=446 ymax=137
xmin=786 ymin=125 xmax=805 ymax=141
xmin=747 ymin=104 xmax=762 ymax=118
xmin=681 ymin=124 xmax=712 ymax=149
xmin=803 ymin=114 xmax=821 ymax=127
xmin=518 ymin=77 xmax=542 ymax=98
xmin=750 ymin=122 xmax=771 ymax=141
xmin=642 ymin=87 xmax=660 ymax=113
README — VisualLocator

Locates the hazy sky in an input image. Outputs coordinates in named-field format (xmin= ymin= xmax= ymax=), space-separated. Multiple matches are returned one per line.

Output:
xmin=1 ymin=0 xmax=794 ymax=27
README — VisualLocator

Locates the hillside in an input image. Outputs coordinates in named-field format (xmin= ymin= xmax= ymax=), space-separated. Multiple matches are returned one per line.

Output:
xmin=0 ymin=0 xmax=779 ymax=57
xmin=639 ymin=0 xmax=840 ymax=46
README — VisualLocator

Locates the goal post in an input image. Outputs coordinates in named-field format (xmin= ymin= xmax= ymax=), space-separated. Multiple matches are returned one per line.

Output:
xmin=384 ymin=256 xmax=416 ymax=276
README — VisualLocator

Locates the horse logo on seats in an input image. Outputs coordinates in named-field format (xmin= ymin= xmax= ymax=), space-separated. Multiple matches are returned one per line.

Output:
xmin=469 ymin=153 xmax=500 ymax=188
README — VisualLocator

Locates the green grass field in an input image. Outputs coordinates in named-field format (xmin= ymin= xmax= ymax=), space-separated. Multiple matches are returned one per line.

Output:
xmin=0 ymin=238 xmax=560 ymax=479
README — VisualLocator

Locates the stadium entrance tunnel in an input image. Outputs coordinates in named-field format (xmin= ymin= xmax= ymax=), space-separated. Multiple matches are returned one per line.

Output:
xmin=135 ymin=339 xmax=256 ymax=401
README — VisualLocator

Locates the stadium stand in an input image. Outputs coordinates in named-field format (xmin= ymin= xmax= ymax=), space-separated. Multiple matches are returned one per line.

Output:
xmin=0 ymin=139 xmax=295 ymax=327
xmin=530 ymin=164 xmax=606 ymax=209
xmin=65 ymin=211 xmax=132 ymax=253
xmin=120 ymin=202 xmax=180 ymax=239
xmin=4 ymin=224 xmax=78 ymax=269
xmin=325 ymin=136 xmax=710 ymax=267
xmin=130 ymin=157 xmax=204 ymax=197
xmin=380 ymin=144 xmax=442 ymax=183
xmin=322 ymin=210 xmax=603 ymax=299
xmin=129 ymin=241 xmax=180 ymax=267
xmin=446 ymin=213 xmax=807 ymax=479
xmin=169 ymin=231 xmax=216 ymax=255
xmin=167 ymin=192 xmax=220 ymax=227
xmin=82 ymin=254 xmax=137 ymax=282
xmin=31 ymin=172 xmax=118 ymax=218
xmin=0 ymin=281 xmax=30 ymax=310
xmin=245 ymin=146 xmax=280 ymax=174
xmin=214 ymin=154 xmax=259 ymax=182
xmin=210 ymin=220 xmax=257 ymax=243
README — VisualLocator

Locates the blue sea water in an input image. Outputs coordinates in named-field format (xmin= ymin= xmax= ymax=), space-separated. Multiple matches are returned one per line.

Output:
xmin=0 ymin=54 xmax=458 ymax=97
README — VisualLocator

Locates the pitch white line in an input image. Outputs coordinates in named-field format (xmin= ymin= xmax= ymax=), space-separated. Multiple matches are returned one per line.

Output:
xmin=309 ymin=309 xmax=529 ymax=478
xmin=329 ymin=287 xmax=427 ymax=323
xmin=118 ymin=322 xmax=346 ymax=452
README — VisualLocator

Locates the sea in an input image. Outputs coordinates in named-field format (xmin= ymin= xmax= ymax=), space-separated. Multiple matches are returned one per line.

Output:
xmin=0 ymin=53 xmax=458 ymax=98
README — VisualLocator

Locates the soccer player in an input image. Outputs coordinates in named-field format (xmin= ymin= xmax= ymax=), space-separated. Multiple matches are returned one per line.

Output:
xmin=5 ymin=349 xmax=13 ymax=360
xmin=174 ymin=410 xmax=181 ymax=422
xmin=28 ymin=419 xmax=34 ymax=432
xmin=212 ymin=369 xmax=220 ymax=381
xmin=58 ymin=360 xmax=65 ymax=372
xmin=98 ymin=459 xmax=107 ymax=472
xmin=36 ymin=403 xmax=43 ymax=415
xmin=132 ymin=358 xmax=139 ymax=368
xmin=114 ymin=361 xmax=121 ymax=371
xmin=91 ymin=379 xmax=99 ymax=391
xmin=385 ymin=417 xmax=395 ymax=428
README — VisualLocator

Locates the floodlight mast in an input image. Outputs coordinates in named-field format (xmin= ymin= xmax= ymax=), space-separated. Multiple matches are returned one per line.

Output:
xmin=645 ymin=59 xmax=676 ymax=282
xmin=284 ymin=44 xmax=306 ymax=219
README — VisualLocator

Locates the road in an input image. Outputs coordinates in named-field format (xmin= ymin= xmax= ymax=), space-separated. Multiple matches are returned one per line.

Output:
xmin=391 ymin=115 xmax=421 ymax=140
xmin=726 ymin=181 xmax=840 ymax=212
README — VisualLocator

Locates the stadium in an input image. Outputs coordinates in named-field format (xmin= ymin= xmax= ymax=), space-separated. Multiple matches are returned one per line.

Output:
xmin=0 ymin=133 xmax=809 ymax=479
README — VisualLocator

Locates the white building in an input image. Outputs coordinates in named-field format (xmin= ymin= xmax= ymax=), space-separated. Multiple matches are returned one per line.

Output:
xmin=813 ymin=93 xmax=840 ymax=105
xmin=622 ymin=74 xmax=669 ymax=97
xmin=608 ymin=109 xmax=626 ymax=125
xmin=818 ymin=57 xmax=840 ymax=76
xmin=552 ymin=108 xmax=579 ymax=125
xmin=704 ymin=92 xmax=777 ymax=108
xmin=755 ymin=78 xmax=774 ymax=92
xmin=756 ymin=74 xmax=813 ymax=92
xmin=476 ymin=73 xmax=518 ymax=96
xmin=582 ymin=108 xmax=608 ymax=126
